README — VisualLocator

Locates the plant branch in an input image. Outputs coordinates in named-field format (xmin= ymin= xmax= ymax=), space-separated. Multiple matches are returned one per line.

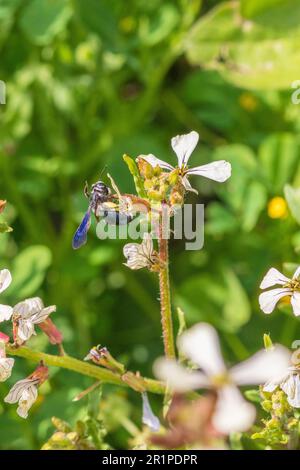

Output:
xmin=6 ymin=345 xmax=165 ymax=395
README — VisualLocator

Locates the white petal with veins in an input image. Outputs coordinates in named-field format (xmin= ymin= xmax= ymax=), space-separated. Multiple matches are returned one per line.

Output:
xmin=0 ymin=357 xmax=14 ymax=382
xmin=171 ymin=131 xmax=199 ymax=167
xmin=259 ymin=288 xmax=292 ymax=314
xmin=230 ymin=345 xmax=291 ymax=386
xmin=178 ymin=323 xmax=226 ymax=377
xmin=153 ymin=358 xmax=209 ymax=392
xmin=260 ymin=268 xmax=290 ymax=289
xmin=0 ymin=304 xmax=13 ymax=322
xmin=137 ymin=154 xmax=174 ymax=171
xmin=291 ymin=292 xmax=300 ymax=316
xmin=142 ymin=392 xmax=160 ymax=432
xmin=187 ymin=161 xmax=231 ymax=183
xmin=0 ymin=269 xmax=12 ymax=294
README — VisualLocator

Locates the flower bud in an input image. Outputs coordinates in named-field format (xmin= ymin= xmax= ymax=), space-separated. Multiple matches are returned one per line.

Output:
xmin=136 ymin=157 xmax=154 ymax=179
xmin=39 ymin=318 xmax=63 ymax=345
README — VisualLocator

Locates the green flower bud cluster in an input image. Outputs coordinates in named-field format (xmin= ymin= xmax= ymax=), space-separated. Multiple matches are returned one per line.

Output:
xmin=41 ymin=416 xmax=109 ymax=450
xmin=251 ymin=387 xmax=300 ymax=449
xmin=136 ymin=158 xmax=185 ymax=205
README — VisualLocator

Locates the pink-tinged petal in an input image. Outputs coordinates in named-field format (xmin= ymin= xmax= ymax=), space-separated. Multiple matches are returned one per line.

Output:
xmin=293 ymin=266 xmax=300 ymax=280
xmin=153 ymin=358 xmax=209 ymax=392
xmin=0 ymin=304 xmax=13 ymax=322
xmin=213 ymin=386 xmax=256 ymax=434
xmin=171 ymin=131 xmax=199 ymax=167
xmin=0 ymin=269 xmax=12 ymax=294
xmin=260 ymin=268 xmax=290 ymax=289
xmin=178 ymin=323 xmax=226 ymax=377
xmin=230 ymin=345 xmax=291 ymax=386
xmin=137 ymin=154 xmax=174 ymax=171
xmin=187 ymin=161 xmax=231 ymax=183
xmin=181 ymin=175 xmax=198 ymax=194
xmin=259 ymin=288 xmax=292 ymax=314
xmin=291 ymin=292 xmax=300 ymax=316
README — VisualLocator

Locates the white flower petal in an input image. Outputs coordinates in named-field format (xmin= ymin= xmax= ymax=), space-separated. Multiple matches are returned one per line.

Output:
xmin=213 ymin=386 xmax=256 ymax=434
xmin=187 ymin=160 xmax=231 ymax=183
xmin=4 ymin=377 xmax=39 ymax=404
xmin=181 ymin=175 xmax=198 ymax=194
xmin=171 ymin=131 xmax=199 ymax=167
xmin=0 ymin=304 xmax=13 ymax=322
xmin=137 ymin=154 xmax=174 ymax=171
xmin=153 ymin=358 xmax=209 ymax=392
xmin=0 ymin=269 xmax=12 ymax=294
xmin=230 ymin=345 xmax=291 ymax=386
xmin=123 ymin=234 xmax=154 ymax=270
xmin=178 ymin=323 xmax=226 ymax=377
xmin=0 ymin=358 xmax=14 ymax=382
xmin=16 ymin=386 xmax=38 ymax=419
xmin=142 ymin=392 xmax=160 ymax=432
xmin=17 ymin=320 xmax=35 ymax=342
xmin=291 ymin=292 xmax=300 ymax=316
xmin=259 ymin=288 xmax=292 ymax=314
xmin=281 ymin=373 xmax=300 ymax=408
xmin=260 ymin=268 xmax=290 ymax=289
xmin=293 ymin=266 xmax=300 ymax=280
xmin=31 ymin=305 xmax=56 ymax=325
xmin=14 ymin=297 xmax=44 ymax=319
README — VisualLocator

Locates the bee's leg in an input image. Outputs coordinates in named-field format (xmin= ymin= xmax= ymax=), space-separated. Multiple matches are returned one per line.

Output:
xmin=84 ymin=181 xmax=90 ymax=199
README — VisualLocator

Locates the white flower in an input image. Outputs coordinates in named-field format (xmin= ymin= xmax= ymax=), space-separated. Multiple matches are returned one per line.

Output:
xmin=0 ymin=269 xmax=12 ymax=294
xmin=0 ymin=297 xmax=56 ymax=343
xmin=142 ymin=392 xmax=160 ymax=432
xmin=0 ymin=341 xmax=14 ymax=382
xmin=123 ymin=234 xmax=157 ymax=270
xmin=259 ymin=267 xmax=300 ymax=315
xmin=4 ymin=377 xmax=39 ymax=419
xmin=138 ymin=131 xmax=231 ymax=193
xmin=154 ymin=323 xmax=290 ymax=434
xmin=264 ymin=368 xmax=300 ymax=408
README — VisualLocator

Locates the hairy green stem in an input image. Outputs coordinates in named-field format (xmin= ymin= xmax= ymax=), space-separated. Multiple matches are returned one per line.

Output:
xmin=158 ymin=231 xmax=176 ymax=359
xmin=6 ymin=345 xmax=165 ymax=395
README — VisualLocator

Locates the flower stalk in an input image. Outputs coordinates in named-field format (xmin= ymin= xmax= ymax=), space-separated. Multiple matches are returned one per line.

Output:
xmin=158 ymin=220 xmax=176 ymax=359
xmin=5 ymin=344 xmax=165 ymax=395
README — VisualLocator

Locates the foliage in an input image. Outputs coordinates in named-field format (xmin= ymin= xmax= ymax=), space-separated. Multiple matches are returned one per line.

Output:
xmin=1 ymin=0 xmax=300 ymax=450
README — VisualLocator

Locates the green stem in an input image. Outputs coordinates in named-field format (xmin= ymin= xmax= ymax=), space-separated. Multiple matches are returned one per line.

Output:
xmin=6 ymin=345 xmax=165 ymax=395
xmin=158 ymin=227 xmax=176 ymax=358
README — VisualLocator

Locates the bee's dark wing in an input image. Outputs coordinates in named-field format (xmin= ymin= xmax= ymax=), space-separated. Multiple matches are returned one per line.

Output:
xmin=72 ymin=210 xmax=91 ymax=249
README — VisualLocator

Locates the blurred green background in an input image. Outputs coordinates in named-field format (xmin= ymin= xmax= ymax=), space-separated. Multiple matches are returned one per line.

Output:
xmin=1 ymin=0 xmax=300 ymax=449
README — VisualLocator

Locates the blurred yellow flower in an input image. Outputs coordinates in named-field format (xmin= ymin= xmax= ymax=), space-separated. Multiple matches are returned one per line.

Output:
xmin=239 ymin=92 xmax=258 ymax=112
xmin=268 ymin=197 xmax=288 ymax=219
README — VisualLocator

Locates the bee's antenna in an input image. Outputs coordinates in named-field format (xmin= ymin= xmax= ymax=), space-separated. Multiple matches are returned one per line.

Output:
xmin=99 ymin=165 xmax=108 ymax=179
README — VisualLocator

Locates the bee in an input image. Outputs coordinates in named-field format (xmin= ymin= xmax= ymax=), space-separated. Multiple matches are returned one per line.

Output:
xmin=72 ymin=180 xmax=133 ymax=250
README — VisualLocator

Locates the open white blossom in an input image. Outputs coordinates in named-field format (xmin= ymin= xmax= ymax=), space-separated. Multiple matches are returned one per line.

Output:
xmin=0 ymin=297 xmax=56 ymax=343
xmin=0 ymin=341 xmax=14 ymax=382
xmin=142 ymin=392 xmax=160 ymax=432
xmin=123 ymin=234 xmax=157 ymax=270
xmin=4 ymin=377 xmax=40 ymax=419
xmin=154 ymin=323 xmax=290 ymax=434
xmin=0 ymin=269 xmax=12 ymax=294
xmin=138 ymin=131 xmax=231 ymax=193
xmin=259 ymin=267 xmax=300 ymax=315
xmin=263 ymin=348 xmax=300 ymax=408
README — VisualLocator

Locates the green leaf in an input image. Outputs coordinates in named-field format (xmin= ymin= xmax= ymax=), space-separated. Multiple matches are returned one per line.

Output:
xmin=123 ymin=154 xmax=147 ymax=198
xmin=19 ymin=0 xmax=72 ymax=45
xmin=9 ymin=245 xmax=52 ymax=299
xmin=241 ymin=0 xmax=300 ymax=30
xmin=284 ymin=184 xmax=300 ymax=224
xmin=222 ymin=268 xmax=251 ymax=332
xmin=242 ymin=181 xmax=267 ymax=231
xmin=75 ymin=0 xmax=120 ymax=47
xmin=185 ymin=2 xmax=300 ymax=90
xmin=259 ymin=134 xmax=299 ymax=191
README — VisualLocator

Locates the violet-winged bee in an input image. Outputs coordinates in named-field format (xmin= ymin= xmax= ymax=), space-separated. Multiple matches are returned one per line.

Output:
xmin=72 ymin=180 xmax=133 ymax=250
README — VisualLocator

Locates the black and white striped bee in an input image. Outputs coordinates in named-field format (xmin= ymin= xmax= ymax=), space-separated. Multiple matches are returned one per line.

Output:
xmin=72 ymin=180 xmax=133 ymax=250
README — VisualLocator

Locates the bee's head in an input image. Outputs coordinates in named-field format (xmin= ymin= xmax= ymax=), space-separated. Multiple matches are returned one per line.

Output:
xmin=91 ymin=181 xmax=111 ymax=197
